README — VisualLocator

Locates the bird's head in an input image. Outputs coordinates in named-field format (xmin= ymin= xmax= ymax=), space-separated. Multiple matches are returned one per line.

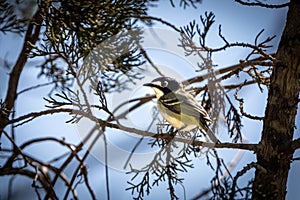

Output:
xmin=143 ymin=77 xmax=182 ymax=98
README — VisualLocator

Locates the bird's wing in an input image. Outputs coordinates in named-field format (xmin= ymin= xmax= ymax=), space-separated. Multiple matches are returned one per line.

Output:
xmin=159 ymin=91 xmax=182 ymax=114
xmin=179 ymin=93 xmax=212 ymax=124
xmin=159 ymin=91 xmax=212 ymax=124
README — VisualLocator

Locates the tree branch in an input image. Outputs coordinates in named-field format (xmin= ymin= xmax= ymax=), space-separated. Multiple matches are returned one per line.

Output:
xmin=0 ymin=168 xmax=58 ymax=200
xmin=292 ymin=138 xmax=300 ymax=151
xmin=4 ymin=9 xmax=43 ymax=111
xmin=133 ymin=15 xmax=181 ymax=32
xmin=184 ymin=54 xmax=275 ymax=85
xmin=234 ymin=0 xmax=289 ymax=8
xmin=6 ymin=108 xmax=260 ymax=152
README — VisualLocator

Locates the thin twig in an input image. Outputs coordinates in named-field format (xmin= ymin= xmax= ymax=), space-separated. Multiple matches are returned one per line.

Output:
xmin=103 ymin=133 xmax=110 ymax=200
xmin=133 ymin=15 xmax=181 ymax=32
xmin=137 ymin=42 xmax=164 ymax=76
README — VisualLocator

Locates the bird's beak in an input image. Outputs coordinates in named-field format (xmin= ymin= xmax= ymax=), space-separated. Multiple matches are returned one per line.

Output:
xmin=143 ymin=83 xmax=155 ymax=87
xmin=144 ymin=80 xmax=162 ymax=88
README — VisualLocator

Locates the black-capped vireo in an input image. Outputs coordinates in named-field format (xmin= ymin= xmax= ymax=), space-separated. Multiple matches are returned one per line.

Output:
xmin=143 ymin=77 xmax=220 ymax=144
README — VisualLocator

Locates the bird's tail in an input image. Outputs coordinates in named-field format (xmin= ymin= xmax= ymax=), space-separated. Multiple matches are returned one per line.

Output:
xmin=204 ymin=126 xmax=220 ymax=144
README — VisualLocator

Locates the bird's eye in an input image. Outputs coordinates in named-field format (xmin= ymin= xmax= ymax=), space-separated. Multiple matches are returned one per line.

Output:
xmin=162 ymin=81 xmax=168 ymax=87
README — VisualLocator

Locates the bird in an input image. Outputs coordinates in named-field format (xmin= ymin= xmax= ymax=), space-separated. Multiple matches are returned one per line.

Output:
xmin=143 ymin=76 xmax=220 ymax=143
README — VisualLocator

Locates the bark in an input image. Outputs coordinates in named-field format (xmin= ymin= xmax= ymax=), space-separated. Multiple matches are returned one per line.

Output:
xmin=0 ymin=10 xmax=42 ymax=132
xmin=252 ymin=1 xmax=300 ymax=199
xmin=4 ymin=10 xmax=42 ymax=111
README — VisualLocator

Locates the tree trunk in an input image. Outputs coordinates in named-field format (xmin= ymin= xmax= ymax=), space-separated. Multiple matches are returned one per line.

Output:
xmin=252 ymin=1 xmax=300 ymax=199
